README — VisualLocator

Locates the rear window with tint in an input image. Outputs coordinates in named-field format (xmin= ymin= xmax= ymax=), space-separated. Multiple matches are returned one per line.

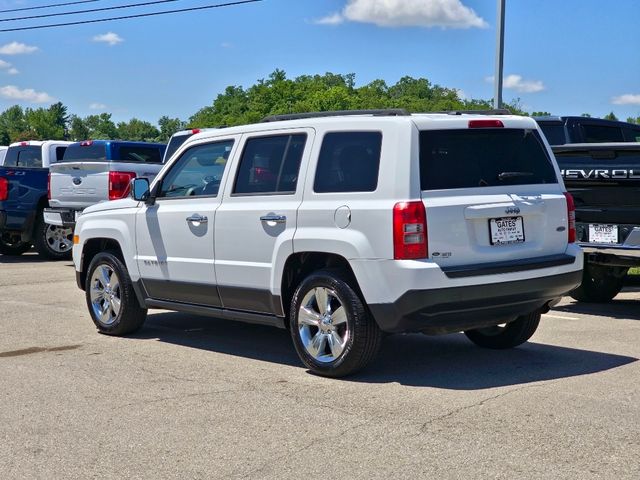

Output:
xmin=3 ymin=146 xmax=43 ymax=168
xmin=164 ymin=134 xmax=192 ymax=163
xmin=538 ymin=123 xmax=566 ymax=145
xmin=420 ymin=129 xmax=558 ymax=190
xmin=117 ymin=146 xmax=163 ymax=163
xmin=61 ymin=144 xmax=106 ymax=162
xmin=581 ymin=125 xmax=625 ymax=143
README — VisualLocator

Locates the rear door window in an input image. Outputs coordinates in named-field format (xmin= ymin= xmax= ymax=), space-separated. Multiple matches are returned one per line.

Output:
xmin=313 ymin=131 xmax=382 ymax=193
xmin=420 ymin=129 xmax=558 ymax=190
xmin=233 ymin=134 xmax=307 ymax=195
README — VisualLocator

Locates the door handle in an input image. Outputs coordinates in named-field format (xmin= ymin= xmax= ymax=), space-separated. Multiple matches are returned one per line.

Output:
xmin=186 ymin=214 xmax=208 ymax=223
xmin=260 ymin=214 xmax=286 ymax=224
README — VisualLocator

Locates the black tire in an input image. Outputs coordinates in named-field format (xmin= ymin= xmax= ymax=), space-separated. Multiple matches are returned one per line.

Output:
xmin=289 ymin=269 xmax=382 ymax=378
xmin=85 ymin=251 xmax=147 ymax=336
xmin=33 ymin=212 xmax=73 ymax=260
xmin=0 ymin=233 xmax=31 ymax=255
xmin=464 ymin=311 xmax=541 ymax=349
xmin=570 ymin=264 xmax=625 ymax=303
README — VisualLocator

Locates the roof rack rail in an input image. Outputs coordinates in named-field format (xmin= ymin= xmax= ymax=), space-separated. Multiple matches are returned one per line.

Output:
xmin=438 ymin=109 xmax=512 ymax=116
xmin=260 ymin=109 xmax=410 ymax=123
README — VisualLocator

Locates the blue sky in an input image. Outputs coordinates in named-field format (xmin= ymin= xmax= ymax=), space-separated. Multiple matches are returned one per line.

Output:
xmin=0 ymin=0 xmax=637 ymax=124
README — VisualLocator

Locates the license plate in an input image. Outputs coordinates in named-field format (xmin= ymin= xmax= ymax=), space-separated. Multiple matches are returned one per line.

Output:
xmin=489 ymin=217 xmax=525 ymax=245
xmin=589 ymin=224 xmax=618 ymax=244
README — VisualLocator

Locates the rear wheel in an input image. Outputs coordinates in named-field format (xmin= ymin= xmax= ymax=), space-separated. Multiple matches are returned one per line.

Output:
xmin=464 ymin=311 xmax=541 ymax=349
xmin=85 ymin=252 xmax=147 ymax=336
xmin=33 ymin=212 xmax=73 ymax=260
xmin=289 ymin=270 xmax=382 ymax=378
xmin=570 ymin=264 xmax=626 ymax=303
xmin=0 ymin=232 xmax=31 ymax=255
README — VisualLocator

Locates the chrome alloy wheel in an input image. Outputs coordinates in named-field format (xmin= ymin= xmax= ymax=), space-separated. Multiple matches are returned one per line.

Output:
xmin=89 ymin=265 xmax=121 ymax=326
xmin=45 ymin=224 xmax=73 ymax=253
xmin=297 ymin=287 xmax=349 ymax=363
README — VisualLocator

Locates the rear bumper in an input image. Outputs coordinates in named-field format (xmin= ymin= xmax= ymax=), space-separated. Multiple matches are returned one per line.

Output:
xmin=369 ymin=270 xmax=582 ymax=334
xmin=44 ymin=208 xmax=78 ymax=227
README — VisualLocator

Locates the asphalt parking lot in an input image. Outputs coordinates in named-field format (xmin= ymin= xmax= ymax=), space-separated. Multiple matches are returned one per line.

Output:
xmin=1 ymin=254 xmax=639 ymax=479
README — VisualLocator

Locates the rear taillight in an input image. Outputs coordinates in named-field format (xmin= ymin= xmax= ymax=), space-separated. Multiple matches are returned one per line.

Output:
xmin=108 ymin=171 xmax=136 ymax=200
xmin=0 ymin=177 xmax=7 ymax=201
xmin=47 ymin=173 xmax=51 ymax=200
xmin=468 ymin=119 xmax=504 ymax=128
xmin=80 ymin=140 xmax=93 ymax=146
xmin=564 ymin=192 xmax=576 ymax=243
xmin=393 ymin=201 xmax=428 ymax=260
xmin=191 ymin=128 xmax=201 ymax=134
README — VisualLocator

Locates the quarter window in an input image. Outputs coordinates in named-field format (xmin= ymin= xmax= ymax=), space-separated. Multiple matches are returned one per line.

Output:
xmin=233 ymin=134 xmax=307 ymax=195
xmin=313 ymin=132 xmax=382 ymax=193
xmin=158 ymin=140 xmax=234 ymax=198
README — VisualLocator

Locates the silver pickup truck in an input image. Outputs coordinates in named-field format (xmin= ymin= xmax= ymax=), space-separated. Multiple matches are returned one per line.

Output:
xmin=44 ymin=140 xmax=166 ymax=229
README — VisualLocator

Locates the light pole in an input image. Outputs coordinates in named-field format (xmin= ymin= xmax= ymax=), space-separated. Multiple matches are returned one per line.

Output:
xmin=494 ymin=0 xmax=505 ymax=109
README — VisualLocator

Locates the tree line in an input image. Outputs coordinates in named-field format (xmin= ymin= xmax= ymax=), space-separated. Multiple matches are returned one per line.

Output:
xmin=0 ymin=70 xmax=637 ymax=144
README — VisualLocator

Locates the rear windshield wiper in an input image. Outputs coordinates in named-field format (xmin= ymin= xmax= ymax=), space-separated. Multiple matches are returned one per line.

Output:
xmin=497 ymin=171 xmax=534 ymax=181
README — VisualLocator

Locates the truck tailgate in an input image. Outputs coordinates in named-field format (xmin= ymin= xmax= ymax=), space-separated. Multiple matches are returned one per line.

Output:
xmin=49 ymin=162 xmax=110 ymax=210
xmin=49 ymin=162 xmax=162 ymax=210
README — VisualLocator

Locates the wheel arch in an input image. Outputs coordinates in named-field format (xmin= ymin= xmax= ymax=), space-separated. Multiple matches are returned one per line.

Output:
xmin=78 ymin=237 xmax=126 ymax=291
xmin=279 ymin=251 xmax=361 ymax=324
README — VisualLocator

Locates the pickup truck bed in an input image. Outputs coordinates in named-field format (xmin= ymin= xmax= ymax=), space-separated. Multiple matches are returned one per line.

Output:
xmin=554 ymin=142 xmax=640 ymax=302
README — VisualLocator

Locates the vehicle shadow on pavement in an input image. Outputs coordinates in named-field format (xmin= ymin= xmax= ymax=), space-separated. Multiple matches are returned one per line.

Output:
xmin=553 ymin=299 xmax=640 ymax=321
xmin=357 ymin=334 xmax=637 ymax=389
xmin=0 ymin=252 xmax=73 ymax=264
xmin=135 ymin=311 xmax=637 ymax=389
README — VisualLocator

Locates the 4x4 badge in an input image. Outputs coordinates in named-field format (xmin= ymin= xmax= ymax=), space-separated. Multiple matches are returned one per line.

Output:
xmin=505 ymin=207 xmax=520 ymax=215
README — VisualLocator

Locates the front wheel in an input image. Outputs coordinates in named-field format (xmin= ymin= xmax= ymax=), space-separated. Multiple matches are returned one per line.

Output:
xmin=85 ymin=252 xmax=147 ymax=336
xmin=289 ymin=270 xmax=382 ymax=378
xmin=0 ymin=232 xmax=31 ymax=255
xmin=33 ymin=212 xmax=73 ymax=260
xmin=464 ymin=311 xmax=541 ymax=349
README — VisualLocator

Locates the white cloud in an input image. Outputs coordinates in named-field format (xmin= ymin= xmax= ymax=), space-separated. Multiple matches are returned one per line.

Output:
xmin=314 ymin=13 xmax=344 ymax=25
xmin=612 ymin=94 xmax=640 ymax=106
xmin=92 ymin=32 xmax=123 ymax=46
xmin=89 ymin=103 xmax=107 ymax=110
xmin=0 ymin=85 xmax=53 ymax=103
xmin=315 ymin=0 xmax=487 ymax=29
xmin=455 ymin=88 xmax=467 ymax=100
xmin=0 ymin=60 xmax=18 ymax=75
xmin=486 ymin=74 xmax=545 ymax=93
xmin=0 ymin=42 xmax=38 ymax=55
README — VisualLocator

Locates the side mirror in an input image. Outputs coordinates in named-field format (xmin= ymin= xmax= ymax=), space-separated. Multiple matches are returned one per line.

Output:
xmin=131 ymin=177 xmax=150 ymax=202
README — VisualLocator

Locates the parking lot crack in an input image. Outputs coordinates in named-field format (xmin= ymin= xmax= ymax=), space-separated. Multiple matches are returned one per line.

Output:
xmin=413 ymin=384 xmax=542 ymax=436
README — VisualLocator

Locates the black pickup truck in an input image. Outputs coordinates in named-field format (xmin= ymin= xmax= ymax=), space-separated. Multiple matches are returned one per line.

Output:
xmin=554 ymin=142 xmax=640 ymax=302
xmin=536 ymin=116 xmax=640 ymax=145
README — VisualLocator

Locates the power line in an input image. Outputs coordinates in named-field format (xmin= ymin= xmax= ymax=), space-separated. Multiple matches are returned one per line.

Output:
xmin=1 ymin=0 xmax=181 ymax=23
xmin=0 ymin=0 xmax=101 ymax=14
xmin=0 ymin=0 xmax=262 ymax=32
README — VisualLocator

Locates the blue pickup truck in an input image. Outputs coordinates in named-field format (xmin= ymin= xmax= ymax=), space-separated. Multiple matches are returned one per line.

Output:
xmin=0 ymin=140 xmax=73 ymax=258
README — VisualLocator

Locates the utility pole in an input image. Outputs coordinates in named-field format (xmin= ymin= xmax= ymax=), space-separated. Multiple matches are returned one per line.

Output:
xmin=494 ymin=0 xmax=506 ymax=109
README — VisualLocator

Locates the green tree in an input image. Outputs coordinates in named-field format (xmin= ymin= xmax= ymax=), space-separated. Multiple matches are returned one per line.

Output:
xmin=68 ymin=115 xmax=90 ymax=141
xmin=116 ymin=118 xmax=160 ymax=141
xmin=158 ymin=116 xmax=185 ymax=141
xmin=581 ymin=113 xmax=592 ymax=117
xmin=603 ymin=111 xmax=618 ymax=121
xmin=84 ymin=113 xmax=117 ymax=139
xmin=0 ymin=105 xmax=27 ymax=143
xmin=531 ymin=111 xmax=551 ymax=116
xmin=626 ymin=116 xmax=639 ymax=124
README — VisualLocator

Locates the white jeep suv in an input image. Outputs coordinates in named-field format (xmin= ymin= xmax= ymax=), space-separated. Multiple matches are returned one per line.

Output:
xmin=72 ymin=109 xmax=583 ymax=377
